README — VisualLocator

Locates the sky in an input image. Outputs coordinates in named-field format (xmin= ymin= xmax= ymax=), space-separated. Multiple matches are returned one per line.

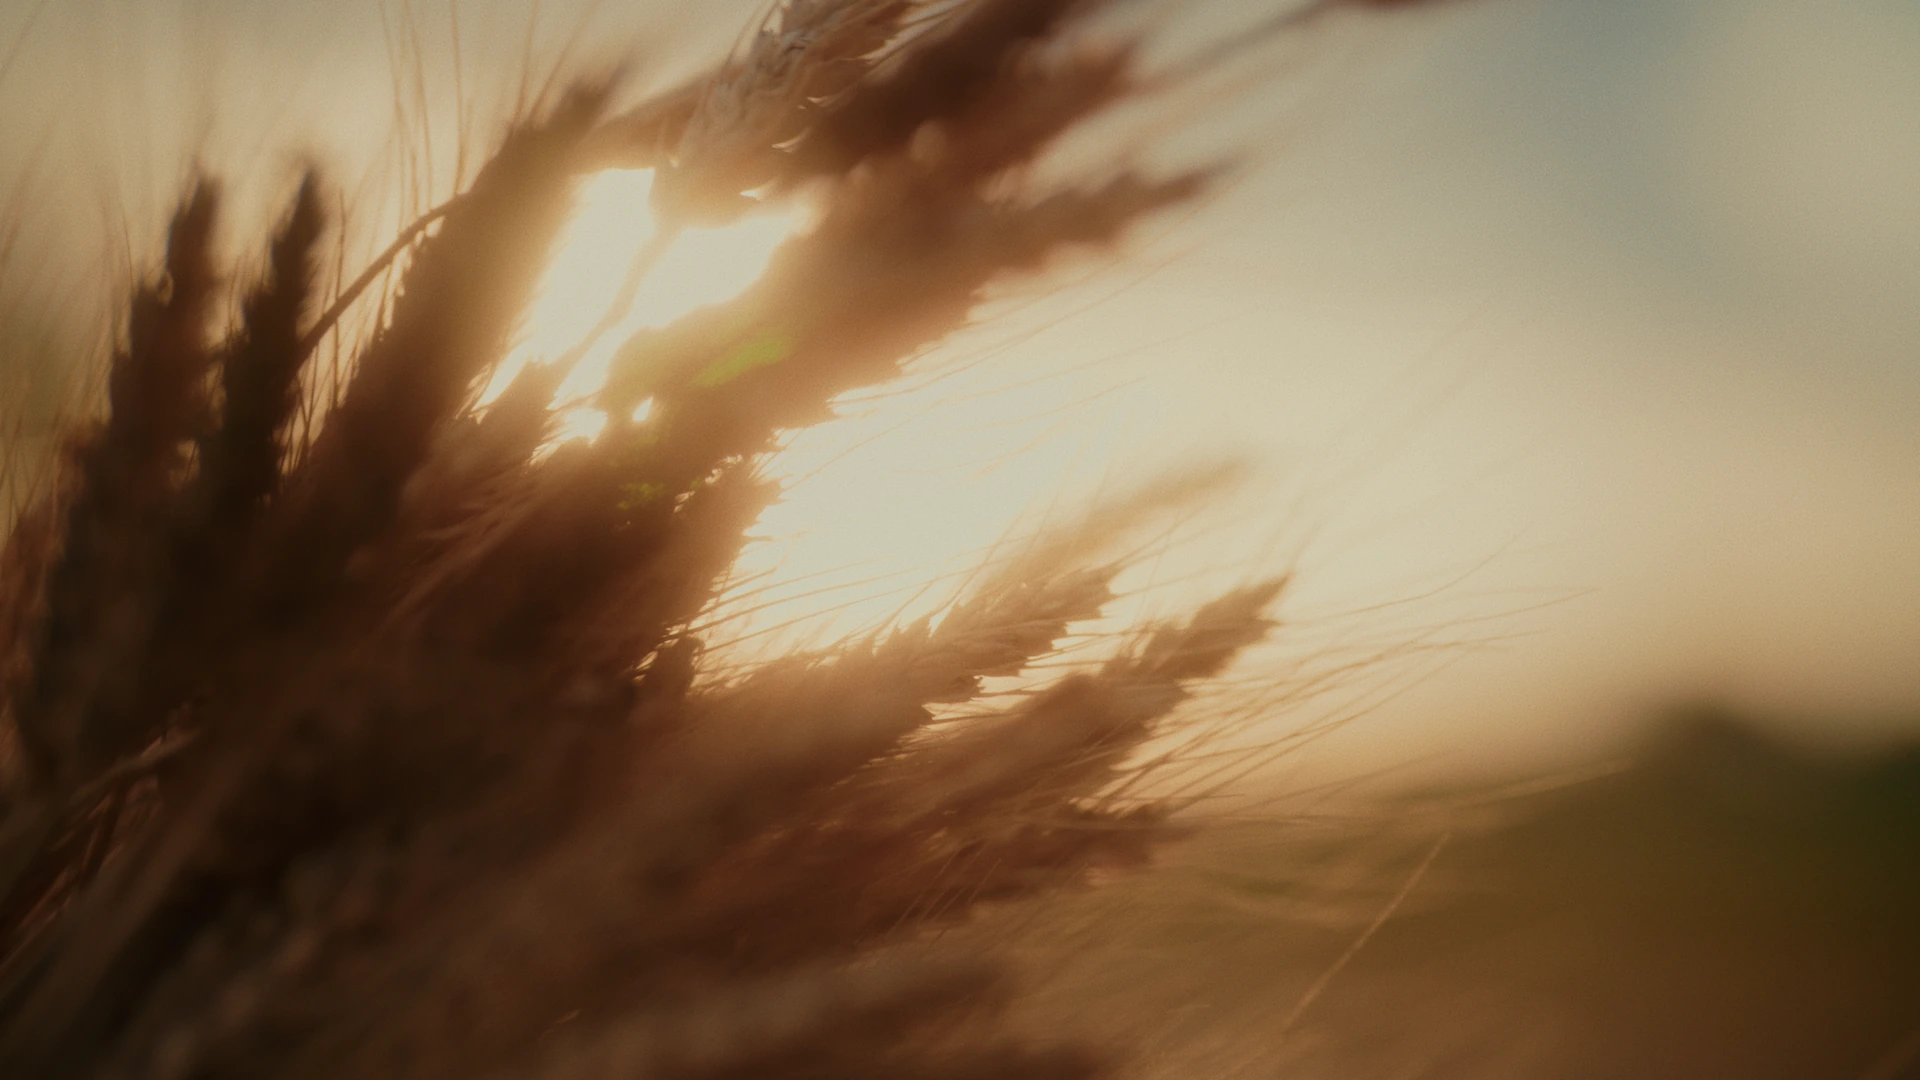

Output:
xmin=1 ymin=0 xmax=1915 ymax=783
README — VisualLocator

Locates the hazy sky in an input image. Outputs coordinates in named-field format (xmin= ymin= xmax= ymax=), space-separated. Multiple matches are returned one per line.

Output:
xmin=2 ymin=0 xmax=1915 ymax=782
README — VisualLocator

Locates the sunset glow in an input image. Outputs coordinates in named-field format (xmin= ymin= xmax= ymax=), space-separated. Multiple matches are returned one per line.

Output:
xmin=6 ymin=4 xmax=1919 ymax=1076
xmin=3 ymin=0 xmax=1915 ymax=780
xmin=486 ymin=168 xmax=805 ymax=440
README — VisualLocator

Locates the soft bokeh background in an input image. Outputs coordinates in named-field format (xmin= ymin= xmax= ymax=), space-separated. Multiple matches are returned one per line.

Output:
xmin=2 ymin=0 xmax=1915 ymax=786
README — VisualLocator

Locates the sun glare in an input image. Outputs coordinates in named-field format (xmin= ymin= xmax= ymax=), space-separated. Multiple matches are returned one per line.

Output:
xmin=490 ymin=170 xmax=1254 ymax=661
xmin=486 ymin=168 xmax=804 ymax=440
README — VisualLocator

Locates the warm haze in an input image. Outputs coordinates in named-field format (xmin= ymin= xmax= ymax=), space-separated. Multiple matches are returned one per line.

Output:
xmin=0 ymin=3 xmax=1916 ymax=1079
xmin=2 ymin=0 xmax=1915 ymax=778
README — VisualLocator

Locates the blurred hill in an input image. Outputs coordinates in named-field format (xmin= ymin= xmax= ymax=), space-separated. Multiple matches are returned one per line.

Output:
xmin=990 ymin=706 xmax=1920 ymax=1078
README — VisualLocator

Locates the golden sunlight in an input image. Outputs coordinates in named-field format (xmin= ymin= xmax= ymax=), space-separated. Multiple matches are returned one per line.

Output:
xmin=484 ymin=168 xmax=804 ymax=436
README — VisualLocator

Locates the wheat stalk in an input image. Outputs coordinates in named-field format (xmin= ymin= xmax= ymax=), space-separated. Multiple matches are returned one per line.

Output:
xmin=0 ymin=2 xmax=1447 ymax=1076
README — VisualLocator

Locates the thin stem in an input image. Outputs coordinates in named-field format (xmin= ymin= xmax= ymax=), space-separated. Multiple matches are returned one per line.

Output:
xmin=296 ymin=195 xmax=467 ymax=359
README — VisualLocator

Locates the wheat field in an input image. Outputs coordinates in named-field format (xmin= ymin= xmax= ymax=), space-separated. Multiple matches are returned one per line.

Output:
xmin=4 ymin=1 xmax=1918 ymax=1078
xmin=0 ymin=2 xmax=1451 ymax=1077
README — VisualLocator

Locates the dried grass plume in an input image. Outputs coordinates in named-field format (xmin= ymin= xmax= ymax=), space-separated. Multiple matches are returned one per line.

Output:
xmin=0 ymin=1 xmax=1447 ymax=1076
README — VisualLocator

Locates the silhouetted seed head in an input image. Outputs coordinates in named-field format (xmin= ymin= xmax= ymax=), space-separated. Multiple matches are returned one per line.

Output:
xmin=0 ymin=3 xmax=1455 ymax=1076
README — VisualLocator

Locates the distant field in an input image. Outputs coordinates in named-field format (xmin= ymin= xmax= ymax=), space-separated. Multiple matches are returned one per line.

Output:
xmin=985 ymin=711 xmax=1920 ymax=1079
